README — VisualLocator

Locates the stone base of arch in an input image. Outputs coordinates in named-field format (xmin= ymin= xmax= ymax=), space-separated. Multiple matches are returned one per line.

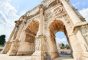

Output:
xmin=17 ymin=42 xmax=35 ymax=56
xmin=1 ymin=42 xmax=11 ymax=54
xmin=7 ymin=41 xmax=19 ymax=56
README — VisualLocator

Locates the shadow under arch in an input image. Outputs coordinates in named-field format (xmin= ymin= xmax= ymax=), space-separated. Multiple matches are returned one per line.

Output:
xmin=48 ymin=20 xmax=73 ymax=59
xmin=17 ymin=20 xmax=39 ymax=56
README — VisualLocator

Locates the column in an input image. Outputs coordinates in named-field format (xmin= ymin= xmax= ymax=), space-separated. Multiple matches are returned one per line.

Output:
xmin=7 ymin=40 xmax=19 ymax=56
xmin=32 ymin=7 xmax=46 ymax=60
xmin=7 ymin=21 xmax=22 ymax=56
xmin=68 ymin=33 xmax=83 ymax=60
xmin=36 ymin=7 xmax=44 ymax=36
xmin=1 ymin=26 xmax=17 ymax=54
xmin=1 ymin=41 xmax=11 ymax=54
xmin=15 ymin=22 xmax=24 ymax=40
xmin=46 ymin=31 xmax=59 ymax=60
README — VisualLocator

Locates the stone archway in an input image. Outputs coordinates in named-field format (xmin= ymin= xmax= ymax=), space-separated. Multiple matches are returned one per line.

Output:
xmin=47 ymin=20 xmax=73 ymax=59
xmin=16 ymin=20 xmax=39 ymax=56
xmin=1 ymin=0 xmax=88 ymax=60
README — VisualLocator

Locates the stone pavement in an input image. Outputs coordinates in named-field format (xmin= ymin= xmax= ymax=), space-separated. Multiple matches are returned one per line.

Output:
xmin=0 ymin=54 xmax=31 ymax=60
xmin=57 ymin=57 xmax=74 ymax=60
xmin=0 ymin=54 xmax=74 ymax=60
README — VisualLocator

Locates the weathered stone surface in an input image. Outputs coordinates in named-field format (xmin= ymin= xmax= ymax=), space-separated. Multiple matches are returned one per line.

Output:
xmin=17 ymin=42 xmax=35 ymax=56
xmin=7 ymin=41 xmax=19 ymax=56
xmin=2 ymin=0 xmax=88 ymax=60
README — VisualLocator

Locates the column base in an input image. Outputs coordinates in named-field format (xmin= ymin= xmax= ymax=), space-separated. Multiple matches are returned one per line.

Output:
xmin=81 ymin=52 xmax=88 ymax=60
xmin=17 ymin=42 xmax=35 ymax=56
xmin=1 ymin=42 xmax=11 ymax=54
xmin=50 ymin=52 xmax=59 ymax=60
xmin=73 ymin=52 xmax=83 ymax=60
xmin=7 ymin=41 xmax=19 ymax=56
xmin=32 ymin=51 xmax=46 ymax=60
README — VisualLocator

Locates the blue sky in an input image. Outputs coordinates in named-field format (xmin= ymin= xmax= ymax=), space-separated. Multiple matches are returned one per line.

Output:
xmin=0 ymin=0 xmax=88 ymax=43
xmin=11 ymin=0 xmax=43 ymax=15
xmin=70 ymin=0 xmax=88 ymax=10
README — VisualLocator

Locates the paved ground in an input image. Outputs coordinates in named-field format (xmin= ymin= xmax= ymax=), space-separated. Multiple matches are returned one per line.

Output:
xmin=58 ymin=57 xmax=74 ymax=60
xmin=0 ymin=54 xmax=31 ymax=60
xmin=0 ymin=48 xmax=73 ymax=60
xmin=0 ymin=54 xmax=74 ymax=60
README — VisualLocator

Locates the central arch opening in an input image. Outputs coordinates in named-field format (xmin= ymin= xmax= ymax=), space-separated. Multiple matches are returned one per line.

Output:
xmin=49 ymin=20 xmax=72 ymax=59
xmin=55 ymin=32 xmax=72 ymax=58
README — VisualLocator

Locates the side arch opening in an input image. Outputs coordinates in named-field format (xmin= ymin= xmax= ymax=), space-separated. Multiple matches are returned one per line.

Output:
xmin=17 ymin=20 xmax=39 ymax=56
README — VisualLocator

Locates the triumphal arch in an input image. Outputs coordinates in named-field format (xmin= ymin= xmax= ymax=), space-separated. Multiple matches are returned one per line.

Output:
xmin=1 ymin=0 xmax=88 ymax=60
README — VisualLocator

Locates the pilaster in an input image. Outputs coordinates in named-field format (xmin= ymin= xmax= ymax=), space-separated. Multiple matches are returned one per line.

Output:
xmin=32 ymin=35 xmax=47 ymax=60
xmin=7 ymin=40 xmax=19 ymax=56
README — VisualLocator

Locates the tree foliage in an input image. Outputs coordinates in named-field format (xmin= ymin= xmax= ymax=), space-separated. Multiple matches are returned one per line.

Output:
xmin=66 ymin=44 xmax=70 ymax=49
xmin=60 ymin=43 xmax=70 ymax=49
xmin=61 ymin=43 xmax=65 ymax=49
xmin=0 ymin=35 xmax=6 ymax=45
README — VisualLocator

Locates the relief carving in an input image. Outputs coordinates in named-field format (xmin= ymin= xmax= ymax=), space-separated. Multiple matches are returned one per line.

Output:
xmin=45 ymin=10 xmax=53 ymax=20
xmin=35 ymin=39 xmax=40 ymax=50
xmin=80 ymin=25 xmax=88 ymax=45
xmin=80 ymin=25 xmax=88 ymax=34
xmin=53 ymin=5 xmax=67 ymax=18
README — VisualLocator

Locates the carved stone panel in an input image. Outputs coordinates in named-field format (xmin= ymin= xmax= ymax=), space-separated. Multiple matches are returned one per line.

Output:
xmin=80 ymin=25 xmax=88 ymax=34
xmin=45 ymin=10 xmax=53 ymax=21
xmin=35 ymin=38 xmax=41 ymax=50
xmin=80 ymin=24 xmax=88 ymax=45
xmin=53 ymin=5 xmax=67 ymax=18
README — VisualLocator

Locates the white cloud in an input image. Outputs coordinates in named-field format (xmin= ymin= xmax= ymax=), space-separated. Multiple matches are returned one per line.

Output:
xmin=55 ymin=37 xmax=68 ymax=45
xmin=0 ymin=0 xmax=19 ymax=40
xmin=0 ymin=0 xmax=19 ymax=22
xmin=0 ymin=11 xmax=7 ymax=24
xmin=79 ymin=8 xmax=88 ymax=21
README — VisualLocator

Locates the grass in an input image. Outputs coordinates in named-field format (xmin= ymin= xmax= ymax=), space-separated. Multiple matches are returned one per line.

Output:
xmin=0 ymin=45 xmax=3 ymax=47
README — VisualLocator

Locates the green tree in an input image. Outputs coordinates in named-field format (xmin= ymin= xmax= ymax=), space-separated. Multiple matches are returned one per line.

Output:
xmin=66 ymin=44 xmax=70 ymax=49
xmin=0 ymin=35 xmax=6 ymax=46
xmin=61 ymin=43 xmax=65 ymax=49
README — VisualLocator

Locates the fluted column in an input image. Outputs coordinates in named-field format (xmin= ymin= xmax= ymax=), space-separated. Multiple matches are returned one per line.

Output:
xmin=1 ymin=41 xmax=11 ymax=54
xmin=16 ymin=22 xmax=24 ymax=40
xmin=7 ymin=21 xmax=23 ymax=56
xmin=1 ymin=26 xmax=17 ymax=54
xmin=32 ymin=7 xmax=46 ymax=60
xmin=60 ymin=0 xmax=82 ymax=25
xmin=7 ymin=40 xmax=19 ymax=56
